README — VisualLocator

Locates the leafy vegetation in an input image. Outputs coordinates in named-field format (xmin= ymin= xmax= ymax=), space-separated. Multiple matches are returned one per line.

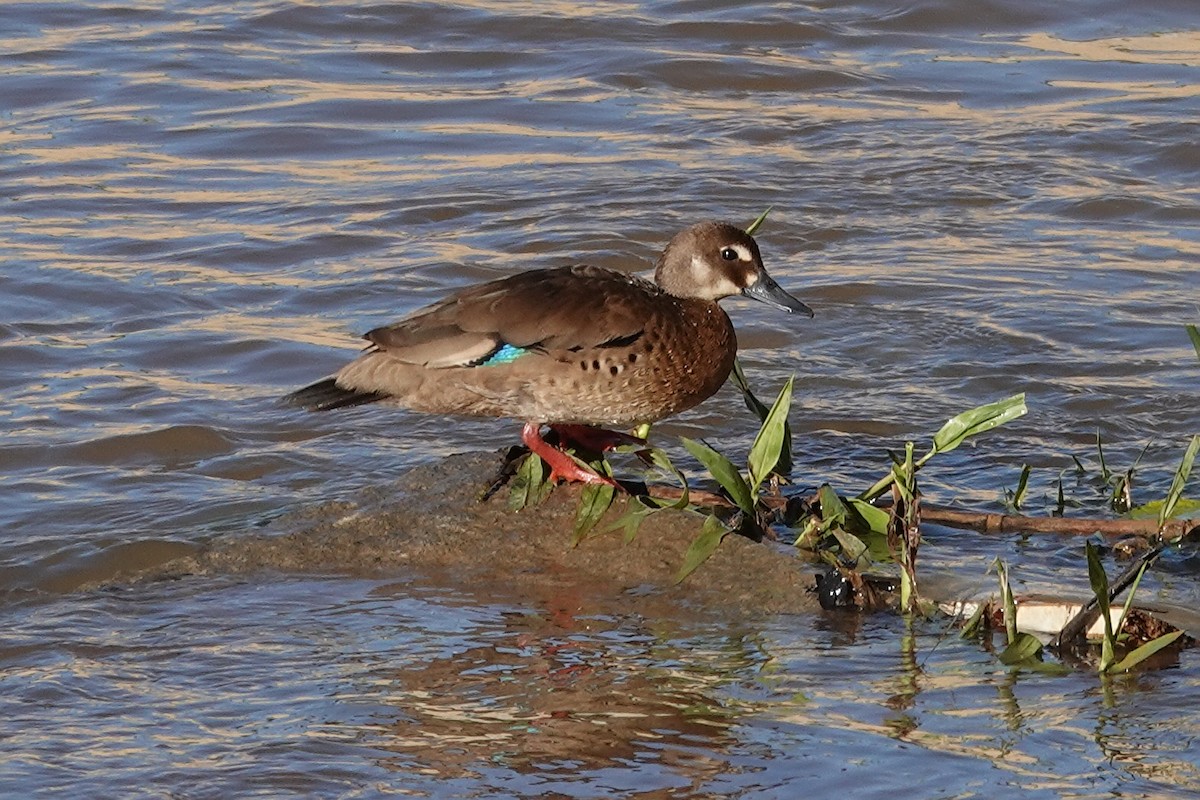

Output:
xmin=502 ymin=218 xmax=1198 ymax=675
xmin=1079 ymin=540 xmax=1184 ymax=673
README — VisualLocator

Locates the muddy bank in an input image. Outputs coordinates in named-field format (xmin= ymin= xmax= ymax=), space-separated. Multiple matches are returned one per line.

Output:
xmin=157 ymin=450 xmax=818 ymax=615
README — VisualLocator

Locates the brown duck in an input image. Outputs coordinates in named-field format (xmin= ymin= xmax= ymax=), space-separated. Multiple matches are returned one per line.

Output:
xmin=286 ymin=220 xmax=812 ymax=485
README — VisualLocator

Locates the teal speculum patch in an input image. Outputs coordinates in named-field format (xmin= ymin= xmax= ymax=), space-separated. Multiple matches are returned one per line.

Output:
xmin=479 ymin=343 xmax=526 ymax=366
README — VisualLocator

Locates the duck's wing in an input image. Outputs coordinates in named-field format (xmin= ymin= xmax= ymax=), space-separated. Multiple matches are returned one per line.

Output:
xmin=364 ymin=266 xmax=662 ymax=368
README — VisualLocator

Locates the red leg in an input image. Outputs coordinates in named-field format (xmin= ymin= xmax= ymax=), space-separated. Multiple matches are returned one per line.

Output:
xmin=521 ymin=422 xmax=618 ymax=487
xmin=549 ymin=424 xmax=646 ymax=453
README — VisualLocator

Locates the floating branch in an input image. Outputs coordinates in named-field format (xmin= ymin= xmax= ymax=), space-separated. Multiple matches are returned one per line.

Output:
xmin=908 ymin=505 xmax=1198 ymax=541
xmin=642 ymin=485 xmax=1199 ymax=541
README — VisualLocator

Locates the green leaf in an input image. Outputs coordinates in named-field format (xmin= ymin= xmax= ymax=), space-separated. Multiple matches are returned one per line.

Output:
xmin=1085 ymin=541 xmax=1111 ymax=616
xmin=1110 ymin=470 xmax=1132 ymax=513
xmin=1187 ymin=324 xmax=1200 ymax=362
xmin=931 ymin=393 xmax=1027 ymax=456
xmin=999 ymin=632 xmax=1045 ymax=665
xmin=508 ymin=453 xmax=549 ymax=511
xmin=1096 ymin=429 xmax=1110 ymax=483
xmin=640 ymin=446 xmax=691 ymax=508
xmin=729 ymin=359 xmax=793 ymax=475
xmin=996 ymin=558 xmax=1018 ymax=645
xmin=830 ymin=528 xmax=869 ymax=567
xmin=609 ymin=504 xmax=649 ymax=543
xmin=817 ymin=483 xmax=848 ymax=528
xmin=847 ymin=498 xmax=890 ymax=537
xmin=1114 ymin=559 xmax=1150 ymax=645
xmin=603 ymin=444 xmax=692 ymax=543
xmin=1086 ymin=541 xmax=1116 ymax=671
xmin=1009 ymin=464 xmax=1031 ymax=511
xmin=745 ymin=207 xmax=772 ymax=236
xmin=1159 ymin=434 xmax=1200 ymax=532
xmin=960 ymin=601 xmax=986 ymax=639
xmin=791 ymin=515 xmax=822 ymax=549
xmin=890 ymin=441 xmax=917 ymax=506
xmin=1110 ymin=630 xmax=1186 ymax=673
xmin=605 ymin=494 xmax=674 ymax=544
xmin=1128 ymin=496 xmax=1200 ymax=520
xmin=682 ymin=437 xmax=754 ymax=513
xmin=730 ymin=358 xmax=770 ymax=418
xmin=571 ymin=482 xmax=616 ymax=546
xmin=859 ymin=395 xmax=1027 ymax=503
xmin=676 ymin=514 xmax=731 ymax=583
xmin=748 ymin=375 xmax=794 ymax=493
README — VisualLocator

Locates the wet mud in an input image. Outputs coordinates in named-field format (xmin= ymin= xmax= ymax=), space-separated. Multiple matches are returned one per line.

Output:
xmin=156 ymin=451 xmax=818 ymax=616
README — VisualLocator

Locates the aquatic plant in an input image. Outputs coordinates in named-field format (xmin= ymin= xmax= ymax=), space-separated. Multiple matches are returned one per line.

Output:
xmin=1085 ymin=434 xmax=1195 ymax=672
xmin=793 ymin=394 xmax=1027 ymax=611
xmin=991 ymin=559 xmax=1053 ymax=669
xmin=673 ymin=375 xmax=794 ymax=580
xmin=503 ymin=218 xmax=1196 ymax=664
xmin=1005 ymin=464 xmax=1031 ymax=512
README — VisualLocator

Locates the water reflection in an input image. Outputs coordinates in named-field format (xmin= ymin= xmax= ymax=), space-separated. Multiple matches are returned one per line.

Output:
xmin=368 ymin=611 xmax=744 ymax=780
xmin=768 ymin=613 xmax=1200 ymax=794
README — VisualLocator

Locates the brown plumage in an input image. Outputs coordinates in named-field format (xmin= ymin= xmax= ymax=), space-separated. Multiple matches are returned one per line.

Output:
xmin=286 ymin=220 xmax=812 ymax=484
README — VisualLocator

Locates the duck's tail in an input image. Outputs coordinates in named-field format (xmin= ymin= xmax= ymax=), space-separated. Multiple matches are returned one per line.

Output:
xmin=284 ymin=377 xmax=389 ymax=411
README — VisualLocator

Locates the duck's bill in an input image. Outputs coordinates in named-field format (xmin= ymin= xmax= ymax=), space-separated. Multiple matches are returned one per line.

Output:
xmin=743 ymin=273 xmax=814 ymax=317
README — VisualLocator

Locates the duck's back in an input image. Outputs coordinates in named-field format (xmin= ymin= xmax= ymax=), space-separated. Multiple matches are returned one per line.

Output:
xmin=333 ymin=265 xmax=738 ymax=426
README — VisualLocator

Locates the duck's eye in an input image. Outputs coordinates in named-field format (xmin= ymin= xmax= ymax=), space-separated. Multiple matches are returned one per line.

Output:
xmin=720 ymin=247 xmax=738 ymax=261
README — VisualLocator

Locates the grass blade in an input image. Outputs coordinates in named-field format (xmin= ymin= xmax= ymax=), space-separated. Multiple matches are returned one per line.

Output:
xmin=1085 ymin=541 xmax=1116 ymax=671
xmin=730 ymin=359 xmax=793 ymax=475
xmin=1114 ymin=559 xmax=1150 ymax=644
xmin=995 ymin=558 xmax=1018 ymax=644
xmin=1110 ymin=630 xmax=1185 ymax=673
xmin=675 ymin=514 xmax=731 ymax=583
xmin=745 ymin=207 xmax=773 ymax=235
xmin=1187 ymin=323 xmax=1200 ymax=361
xmin=1096 ymin=429 xmax=1110 ymax=483
xmin=748 ymin=375 xmax=794 ymax=492
xmin=682 ymin=437 xmax=754 ymax=513
xmin=1110 ymin=470 xmax=1133 ymax=513
xmin=641 ymin=446 xmax=691 ymax=508
xmin=571 ymin=482 xmax=616 ymax=545
xmin=1159 ymin=434 xmax=1200 ymax=532
xmin=1009 ymin=464 xmax=1031 ymax=511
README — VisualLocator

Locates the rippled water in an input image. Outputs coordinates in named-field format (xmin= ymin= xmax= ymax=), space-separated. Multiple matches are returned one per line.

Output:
xmin=2 ymin=1 xmax=1199 ymax=796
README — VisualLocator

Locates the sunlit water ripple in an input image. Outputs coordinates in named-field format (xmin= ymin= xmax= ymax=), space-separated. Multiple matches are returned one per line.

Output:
xmin=1 ymin=1 xmax=1198 ymax=796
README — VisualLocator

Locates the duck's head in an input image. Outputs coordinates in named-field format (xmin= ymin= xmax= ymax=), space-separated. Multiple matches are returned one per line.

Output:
xmin=654 ymin=221 xmax=814 ymax=316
